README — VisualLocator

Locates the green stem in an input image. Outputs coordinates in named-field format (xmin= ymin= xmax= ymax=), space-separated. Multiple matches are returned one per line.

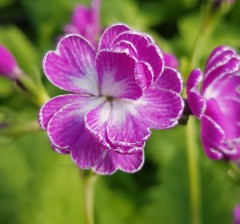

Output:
xmin=185 ymin=117 xmax=202 ymax=224
xmin=0 ymin=120 xmax=41 ymax=136
xmin=81 ymin=171 xmax=98 ymax=224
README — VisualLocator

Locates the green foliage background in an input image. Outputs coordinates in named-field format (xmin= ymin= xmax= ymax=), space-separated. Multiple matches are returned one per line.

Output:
xmin=0 ymin=0 xmax=240 ymax=223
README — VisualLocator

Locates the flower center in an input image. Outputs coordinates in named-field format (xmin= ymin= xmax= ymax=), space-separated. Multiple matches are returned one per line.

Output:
xmin=106 ymin=96 xmax=114 ymax=102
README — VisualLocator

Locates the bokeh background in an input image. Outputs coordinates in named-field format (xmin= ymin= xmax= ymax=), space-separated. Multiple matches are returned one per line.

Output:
xmin=1 ymin=0 xmax=240 ymax=223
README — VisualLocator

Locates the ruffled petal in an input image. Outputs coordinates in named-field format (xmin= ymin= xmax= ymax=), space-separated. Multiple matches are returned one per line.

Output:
xmin=107 ymin=100 xmax=150 ymax=152
xmin=96 ymin=50 xmax=142 ymax=100
xmin=47 ymin=97 xmax=104 ymax=149
xmin=136 ymin=87 xmax=184 ymax=129
xmin=186 ymin=69 xmax=206 ymax=119
xmin=205 ymin=46 xmax=236 ymax=73
xmin=201 ymin=115 xmax=225 ymax=160
xmin=153 ymin=67 xmax=183 ymax=94
xmin=204 ymin=72 xmax=240 ymax=100
xmin=85 ymin=101 xmax=111 ymax=148
xmin=71 ymin=129 xmax=106 ymax=169
xmin=50 ymin=141 xmax=70 ymax=155
xmin=99 ymin=24 xmax=130 ymax=50
xmin=38 ymin=94 xmax=81 ymax=130
xmin=44 ymin=35 xmax=99 ymax=95
xmin=202 ymin=57 xmax=240 ymax=93
xmin=134 ymin=61 xmax=153 ymax=89
xmin=92 ymin=149 xmax=144 ymax=175
xmin=112 ymin=31 xmax=164 ymax=80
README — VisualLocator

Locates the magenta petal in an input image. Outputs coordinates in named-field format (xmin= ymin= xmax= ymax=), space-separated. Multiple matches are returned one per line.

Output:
xmin=205 ymin=46 xmax=236 ymax=72
xmin=47 ymin=97 xmax=104 ymax=149
xmin=107 ymin=100 xmax=150 ymax=152
xmin=99 ymin=24 xmax=130 ymax=50
xmin=85 ymin=101 xmax=111 ymax=148
xmin=137 ymin=87 xmax=184 ymax=129
xmin=153 ymin=67 xmax=183 ymax=94
xmin=44 ymin=35 xmax=99 ymax=95
xmin=186 ymin=69 xmax=206 ymax=119
xmin=93 ymin=149 xmax=144 ymax=174
xmin=50 ymin=141 xmax=70 ymax=155
xmin=134 ymin=61 xmax=153 ymax=89
xmin=112 ymin=31 xmax=164 ymax=80
xmin=71 ymin=129 xmax=106 ymax=169
xmin=111 ymin=40 xmax=138 ymax=58
xmin=96 ymin=51 xmax=142 ymax=100
xmin=201 ymin=115 xmax=225 ymax=160
xmin=202 ymin=57 xmax=240 ymax=92
xmin=217 ymin=98 xmax=240 ymax=139
xmin=39 ymin=94 xmax=81 ymax=130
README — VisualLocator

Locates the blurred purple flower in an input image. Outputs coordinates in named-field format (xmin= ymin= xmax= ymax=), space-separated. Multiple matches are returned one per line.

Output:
xmin=0 ymin=45 xmax=21 ymax=80
xmin=39 ymin=24 xmax=184 ymax=175
xmin=163 ymin=52 xmax=179 ymax=69
xmin=234 ymin=205 xmax=240 ymax=224
xmin=64 ymin=0 xmax=101 ymax=48
xmin=187 ymin=46 xmax=240 ymax=160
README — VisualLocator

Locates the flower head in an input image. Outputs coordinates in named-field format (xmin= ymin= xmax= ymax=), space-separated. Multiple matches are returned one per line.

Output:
xmin=64 ymin=0 xmax=101 ymax=48
xmin=0 ymin=45 xmax=21 ymax=80
xmin=187 ymin=46 xmax=240 ymax=160
xmin=39 ymin=24 xmax=184 ymax=174
xmin=234 ymin=205 xmax=240 ymax=224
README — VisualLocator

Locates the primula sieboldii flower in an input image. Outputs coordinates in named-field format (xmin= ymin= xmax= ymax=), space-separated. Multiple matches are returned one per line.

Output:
xmin=39 ymin=24 xmax=184 ymax=174
xmin=234 ymin=205 xmax=240 ymax=224
xmin=187 ymin=46 xmax=240 ymax=160
xmin=64 ymin=0 xmax=101 ymax=48
xmin=0 ymin=45 xmax=21 ymax=80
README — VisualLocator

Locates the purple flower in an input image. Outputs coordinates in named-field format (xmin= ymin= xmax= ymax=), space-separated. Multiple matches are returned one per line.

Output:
xmin=187 ymin=46 xmax=240 ymax=160
xmin=0 ymin=45 xmax=21 ymax=80
xmin=234 ymin=205 xmax=240 ymax=224
xmin=64 ymin=0 xmax=101 ymax=48
xmin=39 ymin=24 xmax=184 ymax=175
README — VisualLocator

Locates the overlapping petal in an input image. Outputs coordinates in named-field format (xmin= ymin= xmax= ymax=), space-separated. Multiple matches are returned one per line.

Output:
xmin=44 ymin=35 xmax=99 ymax=95
xmin=93 ymin=149 xmax=144 ymax=175
xmin=39 ymin=94 xmax=81 ymax=130
xmin=186 ymin=69 xmax=206 ymax=118
xmin=96 ymin=50 xmax=142 ymax=100
xmin=99 ymin=24 xmax=130 ymax=50
xmin=47 ymin=97 xmax=104 ymax=149
xmin=112 ymin=31 xmax=164 ymax=80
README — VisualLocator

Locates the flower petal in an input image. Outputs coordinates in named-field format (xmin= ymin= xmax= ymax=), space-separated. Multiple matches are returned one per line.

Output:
xmin=201 ymin=115 xmax=225 ymax=160
xmin=134 ymin=61 xmax=153 ymax=89
xmin=136 ymin=87 xmax=184 ymax=129
xmin=202 ymin=57 xmax=240 ymax=93
xmin=50 ymin=141 xmax=70 ymax=155
xmin=107 ymin=99 xmax=150 ymax=152
xmin=96 ymin=50 xmax=142 ymax=100
xmin=163 ymin=52 xmax=179 ymax=69
xmin=85 ymin=101 xmax=112 ymax=148
xmin=99 ymin=24 xmax=130 ymax=50
xmin=153 ymin=67 xmax=183 ymax=94
xmin=47 ymin=96 xmax=104 ymax=149
xmin=71 ymin=129 xmax=106 ymax=169
xmin=205 ymin=46 xmax=236 ymax=73
xmin=92 ymin=149 xmax=144 ymax=175
xmin=186 ymin=69 xmax=206 ymax=119
xmin=44 ymin=35 xmax=99 ymax=95
xmin=112 ymin=31 xmax=164 ymax=80
xmin=39 ymin=94 xmax=81 ymax=130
